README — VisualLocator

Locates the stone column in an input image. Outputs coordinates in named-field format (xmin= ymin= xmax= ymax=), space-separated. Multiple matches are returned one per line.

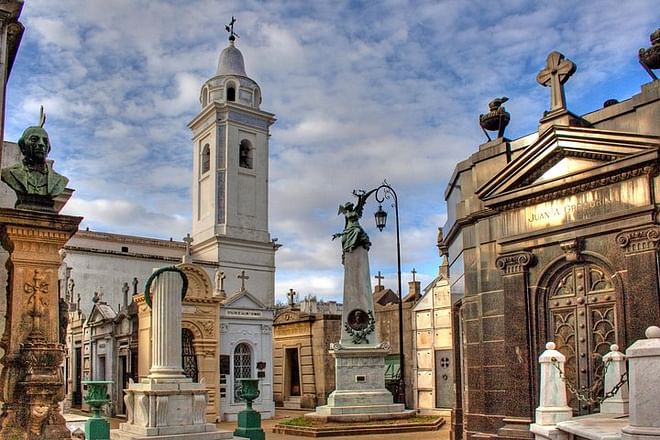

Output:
xmin=496 ymin=251 xmax=535 ymax=439
xmin=530 ymin=342 xmax=572 ymax=440
xmin=148 ymin=270 xmax=185 ymax=380
xmin=621 ymin=326 xmax=660 ymax=440
xmin=616 ymin=226 xmax=660 ymax=343
xmin=600 ymin=344 xmax=628 ymax=415
xmin=0 ymin=208 xmax=82 ymax=440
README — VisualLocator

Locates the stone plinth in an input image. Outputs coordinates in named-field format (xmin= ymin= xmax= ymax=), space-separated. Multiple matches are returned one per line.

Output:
xmin=111 ymin=379 xmax=230 ymax=440
xmin=307 ymin=344 xmax=412 ymax=422
xmin=621 ymin=326 xmax=660 ymax=440
xmin=0 ymin=208 xmax=81 ymax=440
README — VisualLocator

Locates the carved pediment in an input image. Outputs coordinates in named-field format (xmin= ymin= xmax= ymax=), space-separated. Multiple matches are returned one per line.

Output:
xmin=222 ymin=289 xmax=267 ymax=310
xmin=477 ymin=126 xmax=660 ymax=209
xmin=178 ymin=263 xmax=213 ymax=300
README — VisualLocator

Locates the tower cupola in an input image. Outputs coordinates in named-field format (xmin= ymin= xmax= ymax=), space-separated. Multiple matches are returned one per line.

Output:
xmin=199 ymin=17 xmax=261 ymax=109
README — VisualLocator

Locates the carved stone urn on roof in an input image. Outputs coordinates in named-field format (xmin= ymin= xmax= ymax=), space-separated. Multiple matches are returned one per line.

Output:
xmin=639 ymin=28 xmax=660 ymax=80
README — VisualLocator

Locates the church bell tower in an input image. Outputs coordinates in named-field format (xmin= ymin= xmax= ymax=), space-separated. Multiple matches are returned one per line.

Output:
xmin=188 ymin=28 xmax=277 ymax=306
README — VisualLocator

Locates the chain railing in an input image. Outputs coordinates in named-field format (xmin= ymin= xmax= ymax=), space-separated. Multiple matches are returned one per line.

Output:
xmin=550 ymin=357 xmax=628 ymax=405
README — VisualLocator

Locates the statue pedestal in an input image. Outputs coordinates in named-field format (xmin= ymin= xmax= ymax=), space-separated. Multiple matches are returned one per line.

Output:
xmin=306 ymin=245 xmax=413 ymax=422
xmin=307 ymin=346 xmax=413 ymax=422
xmin=111 ymin=378 xmax=231 ymax=440
xmin=0 ymin=208 xmax=82 ymax=440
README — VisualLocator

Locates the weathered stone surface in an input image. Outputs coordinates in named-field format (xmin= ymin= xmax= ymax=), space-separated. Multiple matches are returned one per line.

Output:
xmin=0 ymin=208 xmax=81 ymax=440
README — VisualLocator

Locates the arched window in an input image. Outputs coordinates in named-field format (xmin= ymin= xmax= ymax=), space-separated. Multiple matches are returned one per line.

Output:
xmin=182 ymin=329 xmax=198 ymax=382
xmin=233 ymin=343 xmax=252 ymax=401
xmin=201 ymin=144 xmax=210 ymax=174
xmin=201 ymin=87 xmax=209 ymax=107
xmin=239 ymin=140 xmax=252 ymax=169
xmin=227 ymin=83 xmax=236 ymax=102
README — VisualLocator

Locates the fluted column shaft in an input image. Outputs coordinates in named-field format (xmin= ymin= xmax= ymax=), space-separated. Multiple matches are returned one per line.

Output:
xmin=149 ymin=270 xmax=185 ymax=379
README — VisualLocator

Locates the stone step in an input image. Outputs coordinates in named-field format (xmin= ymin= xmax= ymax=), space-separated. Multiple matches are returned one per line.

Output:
xmin=282 ymin=396 xmax=302 ymax=409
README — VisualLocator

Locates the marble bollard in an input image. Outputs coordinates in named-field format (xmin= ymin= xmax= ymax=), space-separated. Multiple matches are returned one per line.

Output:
xmin=600 ymin=344 xmax=628 ymax=415
xmin=530 ymin=342 xmax=573 ymax=440
xmin=621 ymin=326 xmax=660 ymax=440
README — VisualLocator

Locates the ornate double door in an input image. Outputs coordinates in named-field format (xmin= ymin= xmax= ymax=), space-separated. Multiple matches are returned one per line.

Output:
xmin=547 ymin=262 xmax=617 ymax=414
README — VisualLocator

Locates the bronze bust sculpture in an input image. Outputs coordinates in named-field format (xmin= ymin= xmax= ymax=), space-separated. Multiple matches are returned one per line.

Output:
xmin=1 ymin=109 xmax=68 ymax=210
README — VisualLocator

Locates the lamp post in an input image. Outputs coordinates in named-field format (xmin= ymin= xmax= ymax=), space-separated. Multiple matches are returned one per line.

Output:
xmin=356 ymin=180 xmax=405 ymax=407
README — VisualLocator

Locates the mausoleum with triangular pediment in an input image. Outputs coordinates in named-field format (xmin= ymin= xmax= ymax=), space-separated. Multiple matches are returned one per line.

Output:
xmin=441 ymin=44 xmax=660 ymax=440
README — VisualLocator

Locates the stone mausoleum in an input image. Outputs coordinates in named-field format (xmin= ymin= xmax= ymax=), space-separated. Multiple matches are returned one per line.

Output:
xmin=441 ymin=41 xmax=660 ymax=440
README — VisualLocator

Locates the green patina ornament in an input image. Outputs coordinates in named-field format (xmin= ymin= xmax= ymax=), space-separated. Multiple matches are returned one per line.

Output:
xmin=332 ymin=200 xmax=371 ymax=263
xmin=234 ymin=378 xmax=265 ymax=440
xmin=0 ymin=107 xmax=68 ymax=211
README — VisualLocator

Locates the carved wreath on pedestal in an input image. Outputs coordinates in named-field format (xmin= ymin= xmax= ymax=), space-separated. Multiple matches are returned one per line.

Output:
xmin=344 ymin=309 xmax=375 ymax=344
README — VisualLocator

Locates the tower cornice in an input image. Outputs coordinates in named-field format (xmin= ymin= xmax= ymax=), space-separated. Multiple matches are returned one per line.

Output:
xmin=188 ymin=101 xmax=275 ymax=131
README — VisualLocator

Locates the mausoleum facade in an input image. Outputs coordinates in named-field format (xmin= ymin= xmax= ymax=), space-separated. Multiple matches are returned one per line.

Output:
xmin=442 ymin=46 xmax=660 ymax=440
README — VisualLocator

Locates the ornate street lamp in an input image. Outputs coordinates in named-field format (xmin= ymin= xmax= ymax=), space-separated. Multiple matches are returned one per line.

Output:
xmin=355 ymin=180 xmax=405 ymax=407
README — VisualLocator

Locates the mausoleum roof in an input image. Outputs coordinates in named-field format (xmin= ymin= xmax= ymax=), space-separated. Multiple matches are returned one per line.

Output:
xmin=217 ymin=40 xmax=247 ymax=76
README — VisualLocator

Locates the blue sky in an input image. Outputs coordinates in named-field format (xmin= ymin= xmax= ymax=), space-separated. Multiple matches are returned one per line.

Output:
xmin=5 ymin=0 xmax=658 ymax=303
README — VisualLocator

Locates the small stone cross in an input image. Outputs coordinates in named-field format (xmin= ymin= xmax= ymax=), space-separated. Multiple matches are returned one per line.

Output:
xmin=287 ymin=288 xmax=297 ymax=306
xmin=375 ymin=271 xmax=384 ymax=287
xmin=536 ymin=51 xmax=576 ymax=112
xmin=411 ymin=268 xmax=417 ymax=282
xmin=132 ymin=277 xmax=138 ymax=295
xmin=238 ymin=270 xmax=249 ymax=291
xmin=216 ymin=269 xmax=226 ymax=294
xmin=183 ymin=233 xmax=194 ymax=263
xmin=122 ymin=282 xmax=130 ymax=307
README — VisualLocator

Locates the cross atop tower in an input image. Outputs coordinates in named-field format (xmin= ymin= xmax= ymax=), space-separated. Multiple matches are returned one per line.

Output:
xmin=238 ymin=270 xmax=249 ymax=291
xmin=225 ymin=16 xmax=240 ymax=42
xmin=375 ymin=271 xmax=384 ymax=287
xmin=536 ymin=51 xmax=576 ymax=112
xmin=411 ymin=268 xmax=417 ymax=282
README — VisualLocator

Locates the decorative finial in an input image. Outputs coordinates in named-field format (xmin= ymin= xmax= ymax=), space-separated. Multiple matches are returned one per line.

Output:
xmin=639 ymin=28 xmax=660 ymax=81
xmin=411 ymin=268 xmax=417 ymax=282
xmin=536 ymin=51 xmax=576 ymax=112
xmin=38 ymin=105 xmax=46 ymax=127
xmin=479 ymin=97 xmax=510 ymax=141
xmin=225 ymin=16 xmax=239 ymax=42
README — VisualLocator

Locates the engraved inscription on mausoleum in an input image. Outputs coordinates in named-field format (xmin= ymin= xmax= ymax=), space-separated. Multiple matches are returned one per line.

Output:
xmin=503 ymin=176 xmax=650 ymax=236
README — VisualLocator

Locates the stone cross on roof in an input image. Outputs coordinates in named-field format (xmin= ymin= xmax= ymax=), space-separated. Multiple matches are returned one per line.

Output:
xmin=238 ymin=270 xmax=249 ymax=291
xmin=182 ymin=233 xmax=193 ymax=263
xmin=287 ymin=288 xmax=296 ymax=306
xmin=215 ymin=269 xmax=226 ymax=293
xmin=536 ymin=51 xmax=576 ymax=112
xmin=132 ymin=277 xmax=138 ymax=295
xmin=375 ymin=271 xmax=384 ymax=287
xmin=122 ymin=282 xmax=130 ymax=308
xmin=411 ymin=268 xmax=417 ymax=282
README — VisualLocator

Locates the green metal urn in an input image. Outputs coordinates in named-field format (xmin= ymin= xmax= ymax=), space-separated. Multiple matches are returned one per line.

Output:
xmin=233 ymin=378 xmax=265 ymax=440
xmin=82 ymin=380 xmax=113 ymax=440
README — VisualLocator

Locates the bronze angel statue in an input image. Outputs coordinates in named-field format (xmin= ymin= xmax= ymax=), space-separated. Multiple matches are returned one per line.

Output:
xmin=332 ymin=190 xmax=372 ymax=262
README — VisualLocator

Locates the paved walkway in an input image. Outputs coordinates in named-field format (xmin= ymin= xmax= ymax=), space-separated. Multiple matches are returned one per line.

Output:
xmin=101 ymin=409 xmax=451 ymax=440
